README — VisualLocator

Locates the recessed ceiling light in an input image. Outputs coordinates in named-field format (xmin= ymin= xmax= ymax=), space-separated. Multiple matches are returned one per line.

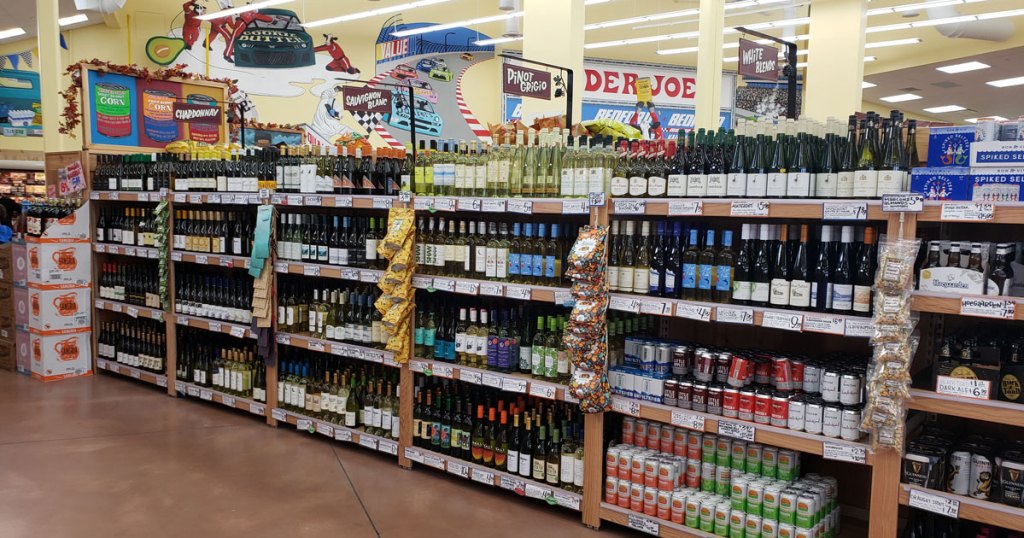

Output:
xmin=862 ymin=81 xmax=877 ymax=88
xmin=865 ymin=38 xmax=921 ymax=48
xmin=987 ymin=76 xmax=1024 ymax=88
xmin=936 ymin=61 xmax=990 ymax=74
xmin=58 ymin=14 xmax=89 ymax=26
xmin=880 ymin=93 xmax=922 ymax=103
xmin=0 ymin=27 xmax=26 ymax=40
xmin=965 ymin=116 xmax=1009 ymax=123
xmin=924 ymin=105 xmax=967 ymax=113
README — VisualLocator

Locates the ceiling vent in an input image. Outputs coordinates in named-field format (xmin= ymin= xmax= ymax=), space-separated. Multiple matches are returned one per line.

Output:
xmin=926 ymin=5 xmax=1015 ymax=42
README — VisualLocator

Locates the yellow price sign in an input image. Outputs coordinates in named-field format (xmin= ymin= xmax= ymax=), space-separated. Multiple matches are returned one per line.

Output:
xmin=635 ymin=77 xmax=653 ymax=103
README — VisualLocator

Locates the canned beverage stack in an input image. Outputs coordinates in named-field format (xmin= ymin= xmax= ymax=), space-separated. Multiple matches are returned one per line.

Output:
xmin=608 ymin=339 xmax=867 ymax=441
xmin=903 ymin=427 xmax=1024 ymax=508
xmin=607 ymin=417 xmax=843 ymax=537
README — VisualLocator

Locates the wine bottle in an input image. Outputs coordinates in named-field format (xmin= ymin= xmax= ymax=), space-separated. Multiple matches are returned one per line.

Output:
xmin=750 ymin=224 xmax=771 ymax=306
xmin=831 ymin=225 xmax=855 ymax=313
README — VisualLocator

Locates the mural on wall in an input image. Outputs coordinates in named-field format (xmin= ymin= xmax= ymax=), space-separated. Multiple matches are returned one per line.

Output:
xmin=0 ymin=50 xmax=42 ymax=138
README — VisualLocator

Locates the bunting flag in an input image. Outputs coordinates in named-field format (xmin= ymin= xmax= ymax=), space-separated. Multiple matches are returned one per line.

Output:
xmin=60 ymin=33 xmax=68 ymax=50
xmin=0 ymin=57 xmax=5 ymax=69
xmin=19 ymin=50 xmax=32 ymax=68
xmin=6 ymin=54 xmax=19 ymax=69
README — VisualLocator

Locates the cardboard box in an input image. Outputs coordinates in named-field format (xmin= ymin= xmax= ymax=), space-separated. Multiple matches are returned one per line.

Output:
xmin=970 ymin=141 xmax=1024 ymax=168
xmin=29 ymin=328 xmax=93 ymax=381
xmin=0 ymin=282 xmax=12 ymax=336
xmin=969 ymin=167 xmax=1024 ymax=202
xmin=13 ymin=284 xmax=28 ymax=326
xmin=27 ymin=202 xmax=91 ymax=242
xmin=0 ymin=243 xmax=11 ymax=283
xmin=15 ymin=327 xmax=30 ymax=374
xmin=928 ymin=126 xmax=975 ymax=167
xmin=27 ymin=285 xmax=91 ymax=332
xmin=910 ymin=167 xmax=971 ymax=200
xmin=0 ymin=338 xmax=13 ymax=371
xmin=11 ymin=242 xmax=27 ymax=286
xmin=26 ymin=241 xmax=92 ymax=287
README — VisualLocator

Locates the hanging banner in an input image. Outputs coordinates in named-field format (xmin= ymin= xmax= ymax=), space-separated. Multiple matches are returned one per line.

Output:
xmin=341 ymin=86 xmax=392 ymax=114
xmin=738 ymin=39 xmax=780 ymax=81
xmin=503 ymin=64 xmax=551 ymax=100
xmin=172 ymin=102 xmax=222 ymax=124
xmin=581 ymin=58 xmax=735 ymax=108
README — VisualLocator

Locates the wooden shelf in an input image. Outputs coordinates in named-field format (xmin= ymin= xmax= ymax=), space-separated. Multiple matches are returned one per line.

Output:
xmin=270 ymin=193 xmax=396 ymax=210
xmin=412 ymin=273 xmax=571 ymax=304
xmin=610 ymin=396 xmax=874 ymax=465
xmin=410 ymin=357 xmax=575 ymax=402
xmin=607 ymin=197 xmax=887 ymax=221
xmin=609 ymin=292 xmax=874 ymax=338
xmin=94 ymin=243 xmax=162 ymax=260
xmin=275 ymin=332 xmax=399 ymax=368
xmin=911 ymin=291 xmax=1024 ymax=320
xmin=172 ymin=192 xmax=262 ymax=205
xmin=273 ymin=260 xmax=383 ymax=283
xmin=89 ymin=190 xmax=165 ymax=202
xmin=406 ymin=446 xmax=582 ymax=511
xmin=174 ymin=314 xmax=255 ymax=339
xmin=413 ymin=195 xmax=591 ymax=216
xmin=174 ymin=380 xmax=267 ymax=418
xmin=918 ymin=201 xmax=1024 ymax=224
xmin=272 ymin=407 xmax=399 ymax=457
xmin=908 ymin=388 xmax=1024 ymax=427
xmin=171 ymin=251 xmax=251 ymax=269
xmin=94 ymin=298 xmax=166 ymax=322
xmin=96 ymin=358 xmax=168 ymax=388
xmin=899 ymin=485 xmax=1024 ymax=530
xmin=600 ymin=503 xmax=716 ymax=538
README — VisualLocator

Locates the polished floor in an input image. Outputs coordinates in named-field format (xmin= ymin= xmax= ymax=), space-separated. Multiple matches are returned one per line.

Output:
xmin=0 ymin=371 xmax=632 ymax=538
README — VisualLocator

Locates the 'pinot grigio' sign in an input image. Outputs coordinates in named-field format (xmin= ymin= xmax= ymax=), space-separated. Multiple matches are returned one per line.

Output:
xmin=738 ymin=38 xmax=780 ymax=81
xmin=342 ymin=86 xmax=392 ymax=114
xmin=503 ymin=63 xmax=551 ymax=100
xmin=172 ymin=102 xmax=222 ymax=124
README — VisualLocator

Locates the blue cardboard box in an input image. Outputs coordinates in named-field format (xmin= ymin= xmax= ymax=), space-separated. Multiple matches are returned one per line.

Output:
xmin=910 ymin=167 xmax=972 ymax=200
xmin=970 ymin=141 xmax=1024 ymax=167
xmin=928 ymin=126 xmax=975 ymax=167
xmin=969 ymin=167 xmax=1024 ymax=202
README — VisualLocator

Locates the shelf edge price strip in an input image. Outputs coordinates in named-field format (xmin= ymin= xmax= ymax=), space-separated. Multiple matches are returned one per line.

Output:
xmin=822 ymin=441 xmax=867 ymax=464
xmin=907 ymin=488 xmax=960 ymax=518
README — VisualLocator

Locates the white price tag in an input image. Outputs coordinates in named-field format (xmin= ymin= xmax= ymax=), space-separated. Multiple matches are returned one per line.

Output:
xmin=286 ymin=195 xmax=303 ymax=206
xmin=716 ymin=306 xmax=754 ymax=325
xmin=504 ymin=285 xmax=531 ymax=301
xmin=561 ymin=199 xmax=589 ymax=214
xmin=378 ymin=439 xmax=399 ymax=456
xmin=554 ymin=290 xmax=573 ymax=306
xmin=199 ymin=389 xmax=214 ymax=401
xmin=341 ymin=268 xmax=360 ymax=281
xmin=508 ymin=200 xmax=533 ymax=214
xmin=458 ymin=197 xmax=481 ymax=211
xmin=221 ymin=396 xmax=236 ymax=408
xmin=668 ymin=200 xmax=703 ymax=216
xmin=612 ymin=398 xmax=641 ymax=417
xmin=126 ymin=307 xmax=139 ymax=319
xmin=335 ymin=429 xmax=353 ymax=442
xmin=675 ymin=302 xmax=712 ymax=322
xmin=822 ymin=442 xmax=868 ymax=464
xmin=423 ymin=454 xmax=445 ymax=470
xmin=90 ymin=191 xmax=100 ymax=200
xmin=588 ymin=191 xmax=606 ymax=207
xmin=307 ymin=340 xmax=326 ymax=352
xmin=295 ymin=418 xmax=314 ymax=432
xmin=433 ymin=197 xmax=456 ymax=211
xmin=95 ymin=244 xmax=106 ymax=253
xmin=271 ymin=194 xmax=286 ymax=205
xmin=481 ymin=199 xmax=506 ymax=212
xmin=446 ymin=460 xmax=469 ymax=478
xmin=941 ymin=202 xmax=994 ymax=222
xmin=316 ymin=422 xmax=334 ymax=438
xmin=761 ymin=311 xmax=803 ymax=332
xmin=189 ymin=194 xmax=203 ymax=204
xmin=404 ymin=447 xmax=424 ymax=463
xmin=627 ymin=515 xmax=660 ymax=536
xmin=196 ymin=254 xmax=209 ymax=265
xmin=613 ymin=199 xmax=646 ymax=215
xmin=219 ymin=257 xmax=233 ymax=268
xmin=276 ymin=334 xmax=291 ymax=345
xmin=156 ymin=377 xmax=168 ymax=388
xmin=249 ymin=403 xmax=265 ymax=416
xmin=335 ymin=195 xmax=354 ymax=208
xmin=359 ymin=270 xmax=381 ymax=283
xmin=138 ymin=192 xmax=151 ymax=202
xmin=501 ymin=378 xmax=528 ymax=393
xmin=671 ymin=410 xmax=706 ymax=431
xmin=432 ymin=278 xmax=455 ymax=293
xmin=844 ymin=318 xmax=874 ymax=337
xmin=908 ymin=489 xmax=960 ymax=518
xmin=882 ymin=193 xmax=924 ymax=213
xmin=175 ymin=381 xmax=185 ymax=392
xmin=129 ymin=369 xmax=141 ymax=379
xmin=109 ymin=192 xmax=120 ymax=201
xmin=455 ymin=281 xmax=479 ymax=295
xmin=960 ymin=297 xmax=1016 ymax=319
xmin=271 ymin=408 xmax=287 ymax=421
xmin=471 ymin=468 xmax=495 ymax=485
xmin=300 ymin=264 xmax=319 ymax=277
xmin=609 ymin=296 xmax=641 ymax=313
xmin=409 ymin=361 xmax=426 ymax=374
xmin=147 ymin=248 xmax=160 ymax=259
xmin=640 ymin=300 xmax=670 ymax=316
xmin=822 ymin=201 xmax=868 ymax=221
xmin=304 ymin=195 xmax=322 ymax=207
xmin=414 ymin=197 xmax=431 ymax=211
xmin=229 ymin=325 xmax=247 ymax=339
xmin=730 ymin=200 xmax=770 ymax=216
xmin=110 ymin=363 xmax=121 ymax=373
xmin=461 ymin=371 xmax=482 ymax=385
xmin=479 ymin=282 xmax=504 ymax=297
xmin=553 ymin=491 xmax=581 ymax=511
xmin=500 ymin=476 xmax=526 ymax=494
xmin=481 ymin=372 xmax=503 ymax=389
xmin=372 ymin=197 xmax=394 ymax=209
xmin=398 ymin=190 xmax=413 ymax=203
xmin=174 ymin=193 xmax=186 ymax=203
xmin=529 ymin=382 xmax=557 ymax=400
xmin=803 ymin=314 xmax=846 ymax=335
xmin=330 ymin=344 xmax=348 ymax=357
xmin=718 ymin=420 xmax=756 ymax=441
xmin=412 ymin=276 xmax=433 ymax=289
xmin=524 ymin=483 xmax=550 ymax=500
xmin=936 ymin=375 xmax=992 ymax=400
xmin=171 ymin=251 xmax=182 ymax=261
xmin=207 ymin=194 xmax=221 ymax=204
xmin=207 ymin=322 xmax=222 ymax=333
xmin=433 ymin=365 xmax=455 ymax=379
xmin=124 ymin=247 xmax=136 ymax=257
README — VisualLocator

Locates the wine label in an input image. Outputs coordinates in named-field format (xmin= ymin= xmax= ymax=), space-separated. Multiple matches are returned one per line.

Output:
xmin=853 ymin=170 xmax=878 ymax=198
xmin=686 ymin=174 xmax=707 ymax=197
xmin=666 ymin=174 xmax=687 ymax=197
xmin=746 ymin=173 xmax=768 ymax=197
xmin=832 ymin=283 xmax=854 ymax=311
xmin=750 ymin=282 xmax=770 ymax=303
xmin=769 ymin=279 xmax=791 ymax=306
xmin=706 ymin=174 xmax=727 ymax=196
xmin=766 ymin=173 xmax=788 ymax=197
xmin=629 ymin=176 xmax=648 ymax=197
xmin=789 ymin=280 xmax=811 ymax=308
xmin=876 ymin=170 xmax=905 ymax=196
xmin=727 ymin=173 xmax=747 ymax=197
xmin=787 ymin=172 xmax=812 ymax=197
xmin=560 ymin=169 xmax=573 ymax=197
xmin=647 ymin=176 xmax=667 ymax=197
xmin=588 ymin=167 xmax=604 ymax=195
xmin=574 ymin=168 xmax=589 ymax=197
xmin=733 ymin=280 xmax=752 ymax=302
xmin=852 ymin=285 xmax=872 ymax=313
xmin=836 ymin=171 xmax=855 ymax=198
xmin=610 ymin=176 xmax=629 ymax=196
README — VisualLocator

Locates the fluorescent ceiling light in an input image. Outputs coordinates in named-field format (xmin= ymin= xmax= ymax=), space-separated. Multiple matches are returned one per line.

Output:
xmin=862 ymin=81 xmax=877 ymax=88
xmin=304 ymin=0 xmax=451 ymax=28
xmin=924 ymin=105 xmax=967 ymax=113
xmin=391 ymin=12 xmax=522 ymax=37
xmin=0 ymin=27 xmax=26 ymax=40
xmin=867 ymin=7 xmax=1024 ymax=33
xmin=586 ymin=17 xmax=801 ymax=49
xmin=196 ymin=0 xmax=292 ymax=21
xmin=585 ymin=0 xmax=613 ymax=4
xmin=937 ymin=61 xmax=990 ymax=74
xmin=796 ymin=62 xmax=808 ymax=68
xmin=474 ymin=36 xmax=522 ymax=45
xmin=865 ymin=38 xmax=921 ymax=48
xmin=864 ymin=56 xmax=877 ymax=62
xmin=58 ymin=14 xmax=89 ymax=26
xmin=880 ymin=93 xmax=922 ymax=102
xmin=965 ymin=116 xmax=1008 ymax=123
xmin=585 ymin=9 xmax=698 ymax=30
xmin=867 ymin=0 xmax=988 ymax=16
xmin=987 ymin=76 xmax=1024 ymax=87
xmin=723 ymin=56 xmax=739 ymax=62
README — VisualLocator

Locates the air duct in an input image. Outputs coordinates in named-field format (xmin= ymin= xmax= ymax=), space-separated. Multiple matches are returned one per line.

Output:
xmin=504 ymin=15 xmax=522 ymax=38
xmin=926 ymin=5 xmax=1015 ymax=42
xmin=499 ymin=0 xmax=518 ymax=11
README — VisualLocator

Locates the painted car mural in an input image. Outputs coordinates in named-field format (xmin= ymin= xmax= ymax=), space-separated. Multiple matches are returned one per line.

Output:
xmin=392 ymin=64 xmax=418 ymax=80
xmin=383 ymin=91 xmax=442 ymax=137
xmin=408 ymin=79 xmax=438 ymax=104
xmin=233 ymin=9 xmax=315 ymax=68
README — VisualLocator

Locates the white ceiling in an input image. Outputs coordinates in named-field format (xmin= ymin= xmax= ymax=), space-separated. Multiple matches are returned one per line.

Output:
xmin=0 ymin=0 xmax=99 ymax=42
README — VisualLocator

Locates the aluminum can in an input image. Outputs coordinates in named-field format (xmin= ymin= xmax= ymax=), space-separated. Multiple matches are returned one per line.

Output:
xmin=723 ymin=387 xmax=740 ymax=418
xmin=839 ymin=372 xmax=862 ymax=405
xmin=795 ymin=493 xmax=816 ymax=529
xmin=672 ymin=345 xmax=691 ymax=376
xmin=685 ymin=494 xmax=701 ymax=527
xmin=664 ymin=379 xmax=679 ymax=407
xmin=746 ymin=479 xmax=764 ymax=516
xmin=772 ymin=356 xmax=792 ymax=390
xmin=708 ymin=385 xmax=724 ymax=415
xmin=658 ymin=459 xmax=676 ymax=491
xmin=630 ymin=481 xmax=644 ymax=512
xmin=764 ymin=483 xmax=782 ymax=520
xmin=728 ymin=354 xmax=752 ymax=388
xmin=617 ymin=449 xmax=633 ymax=480
xmin=605 ymin=476 xmax=619 ymax=504
xmin=677 ymin=379 xmax=694 ymax=410
xmin=949 ymin=450 xmax=972 ymax=495
xmin=657 ymin=488 xmax=673 ymax=520
xmin=635 ymin=419 xmax=649 ymax=448
xmin=771 ymin=393 xmax=790 ymax=428
xmin=716 ymin=352 xmax=732 ymax=383
xmin=687 ymin=430 xmax=703 ymax=460
xmin=715 ymin=501 xmax=731 ymax=536
xmin=731 ymin=474 xmax=749 ymax=511
xmin=671 ymin=491 xmax=688 ymax=524
xmin=788 ymin=395 xmax=806 ymax=431
xmin=686 ymin=458 xmax=702 ymax=489
xmin=617 ymin=479 xmax=631 ymax=508
xmin=779 ymin=523 xmax=796 ymax=538
xmin=745 ymin=514 xmax=762 ymax=538
xmin=739 ymin=389 xmax=756 ymax=421
xmin=702 ymin=433 xmax=718 ymax=463
xmin=695 ymin=350 xmax=716 ymax=382
xmin=644 ymin=455 xmax=659 ymax=487
xmin=731 ymin=440 xmax=747 ymax=471
xmin=822 ymin=404 xmax=842 ymax=439
xmin=777 ymin=450 xmax=799 ymax=481
xmin=606 ymin=446 xmax=620 ymax=477
xmin=693 ymin=383 xmax=709 ymax=412
xmin=802 ymin=362 xmax=821 ymax=394
xmin=804 ymin=399 xmax=824 ymax=435
xmin=761 ymin=517 xmax=779 ymax=538
xmin=631 ymin=453 xmax=646 ymax=483
xmin=716 ymin=465 xmax=732 ymax=496
xmin=656 ymin=344 xmax=672 ymax=375
xmin=647 ymin=422 xmax=663 ymax=450
xmin=660 ymin=425 xmax=675 ymax=454
xmin=762 ymin=446 xmax=779 ymax=478
xmin=746 ymin=443 xmax=764 ymax=474
xmin=643 ymin=485 xmax=658 ymax=516
xmin=971 ymin=452 xmax=994 ymax=500
xmin=779 ymin=489 xmax=798 ymax=525
xmin=754 ymin=389 xmax=773 ymax=424
xmin=717 ymin=436 xmax=732 ymax=466
xmin=701 ymin=462 xmax=717 ymax=492
xmin=622 ymin=417 xmax=636 ymax=445
xmin=820 ymin=369 xmax=840 ymax=403
xmin=840 ymin=406 xmax=862 ymax=441
xmin=699 ymin=496 xmax=716 ymax=532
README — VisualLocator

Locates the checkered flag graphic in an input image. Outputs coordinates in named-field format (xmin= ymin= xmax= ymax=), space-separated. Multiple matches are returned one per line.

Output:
xmin=353 ymin=110 xmax=383 ymax=134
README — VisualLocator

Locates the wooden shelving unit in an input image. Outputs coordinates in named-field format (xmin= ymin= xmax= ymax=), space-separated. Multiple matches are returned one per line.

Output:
xmin=96 ymin=358 xmax=168 ymax=388
xmin=171 ymin=251 xmax=252 ymax=270
xmin=899 ymin=485 xmax=1024 ymax=530
xmin=908 ymin=389 xmax=1024 ymax=427
xmin=271 ymin=407 xmax=400 ymax=457
xmin=275 ymin=332 xmax=400 ymax=368
xmin=410 ymin=357 xmax=575 ymax=402
xmin=918 ymin=200 xmax=1024 ymax=224
xmin=910 ymin=290 xmax=1024 ymax=320
xmin=607 ymin=197 xmax=887 ymax=220
xmin=174 ymin=380 xmax=268 ymax=418
xmin=93 ymin=299 xmax=166 ymax=322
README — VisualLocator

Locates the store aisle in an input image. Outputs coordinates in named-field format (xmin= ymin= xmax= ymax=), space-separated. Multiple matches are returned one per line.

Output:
xmin=0 ymin=372 xmax=629 ymax=538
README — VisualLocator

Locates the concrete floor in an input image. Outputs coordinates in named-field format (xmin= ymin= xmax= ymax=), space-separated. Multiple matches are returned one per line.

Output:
xmin=0 ymin=371 xmax=633 ymax=538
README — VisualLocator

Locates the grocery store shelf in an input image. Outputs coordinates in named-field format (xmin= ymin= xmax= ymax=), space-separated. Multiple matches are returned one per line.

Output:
xmin=93 ymin=243 xmax=162 ymax=259
xmin=410 ymin=357 xmax=576 ymax=402
xmin=174 ymin=314 xmax=255 ymax=339
xmin=608 ymin=293 xmax=873 ymax=338
xmin=412 ymin=273 xmax=572 ymax=304
xmin=908 ymin=388 xmax=1024 ymax=427
xmin=899 ymin=485 xmax=1024 ymax=530
xmin=608 ymin=197 xmax=887 ymax=221
xmin=600 ymin=503 xmax=716 ymax=538
xmin=413 ymin=195 xmax=591 ymax=215
xmin=271 ymin=407 xmax=399 ymax=457
xmin=275 ymin=332 xmax=399 ymax=368
xmin=173 ymin=380 xmax=267 ymax=418
xmin=172 ymin=192 xmax=262 ymax=205
xmin=170 ymin=250 xmax=251 ymax=269
xmin=90 ymin=190 xmax=165 ymax=202
xmin=406 ymin=446 xmax=582 ymax=511
xmin=96 ymin=358 xmax=168 ymax=388
xmin=918 ymin=200 xmax=1024 ymax=224
xmin=911 ymin=291 xmax=1024 ymax=320
xmin=94 ymin=298 xmax=166 ymax=322
xmin=610 ymin=396 xmax=874 ymax=465
xmin=270 ymin=193 xmax=396 ymax=210
xmin=273 ymin=260 xmax=383 ymax=283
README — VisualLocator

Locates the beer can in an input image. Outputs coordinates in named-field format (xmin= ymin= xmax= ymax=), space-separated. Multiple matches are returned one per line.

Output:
xmin=779 ymin=489 xmax=797 ymax=525
xmin=656 ymin=344 xmax=673 ymax=375
xmin=630 ymin=481 xmax=645 ymax=512
xmin=716 ymin=465 xmax=732 ymax=496
xmin=746 ymin=479 xmax=764 ymax=515
xmin=771 ymin=393 xmax=790 ymax=428
xmin=698 ymin=498 xmax=716 ymax=533
xmin=674 ymin=458 xmax=687 ymax=488
xmin=728 ymin=354 xmax=752 ymax=388
xmin=754 ymin=390 xmax=773 ymax=424
xmin=708 ymin=385 xmax=724 ymax=416
xmin=840 ymin=406 xmax=862 ymax=441
xmin=660 ymin=425 xmax=675 ymax=454
xmin=645 ymin=456 xmax=661 ymax=488
xmin=672 ymin=345 xmax=691 ymax=376
xmin=794 ymin=527 xmax=812 ymax=538
xmin=745 ymin=514 xmax=762 ymax=538
xmin=715 ymin=501 xmax=731 ymax=536
xmin=761 ymin=517 xmax=779 ymax=538
xmin=763 ymin=446 xmax=779 ymax=479
xmin=658 ymin=459 xmax=676 ymax=491
xmin=777 ymin=450 xmax=799 ymax=482
xmin=642 ymin=343 xmax=657 ymax=373
xmin=754 ymin=358 xmax=772 ymax=384
xmin=631 ymin=453 xmax=646 ymax=483
xmin=779 ymin=522 xmax=796 ymax=538
xmin=616 ymin=479 xmax=631 ymax=508
xmin=623 ymin=417 xmax=636 ymax=445
xmin=970 ymin=452 xmax=993 ymax=500
xmin=730 ymin=509 xmax=746 ymax=538
xmin=677 ymin=379 xmax=694 ymax=410
xmin=685 ymin=494 xmax=701 ymax=527
xmin=657 ymin=489 xmax=673 ymax=520
xmin=739 ymin=389 xmax=756 ymax=421
xmin=822 ymin=404 xmax=842 ymax=439
xmin=820 ymin=369 xmax=840 ymax=403
xmin=723 ymin=387 xmax=740 ymax=418
xmin=618 ymin=449 xmax=634 ymax=480
xmin=702 ymin=433 xmax=718 ymax=463
xmin=803 ymin=362 xmax=821 ymax=394
xmin=664 ymin=379 xmax=679 ymax=407
xmin=693 ymin=383 xmax=709 ymax=412
xmin=747 ymin=443 xmax=764 ymax=474
xmin=772 ymin=356 xmax=792 ymax=391
xmin=822 ymin=477 xmax=839 ymax=511
xmin=606 ymin=446 xmax=620 ymax=477
xmin=702 ymin=462 xmax=717 ymax=492
xmin=686 ymin=458 xmax=702 ymax=489
xmin=696 ymin=350 xmax=716 ymax=382
xmin=949 ymin=450 xmax=972 ymax=495
xmin=716 ymin=352 xmax=732 ymax=383
xmin=635 ymin=419 xmax=649 ymax=448
xmin=605 ymin=476 xmax=619 ymax=504
xmin=764 ymin=483 xmax=782 ymax=520
xmin=688 ymin=430 xmax=704 ymax=459
xmin=647 ymin=422 xmax=663 ymax=450
xmin=788 ymin=395 xmax=806 ymax=432
xmin=795 ymin=493 xmax=816 ymax=528
xmin=674 ymin=427 xmax=689 ymax=457
xmin=643 ymin=485 xmax=658 ymax=516
xmin=804 ymin=399 xmax=824 ymax=435
xmin=790 ymin=359 xmax=805 ymax=389
xmin=731 ymin=440 xmax=747 ymax=471
xmin=839 ymin=372 xmax=862 ymax=406
xmin=731 ymin=474 xmax=749 ymax=511
xmin=671 ymin=491 xmax=688 ymax=524
xmin=717 ymin=437 xmax=733 ymax=466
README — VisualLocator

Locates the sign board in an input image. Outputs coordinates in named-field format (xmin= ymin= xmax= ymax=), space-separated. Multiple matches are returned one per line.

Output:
xmin=172 ymin=102 xmax=222 ymax=124
xmin=738 ymin=39 xmax=780 ymax=81
xmin=503 ymin=64 xmax=551 ymax=100
xmin=342 ymin=86 xmax=392 ymax=114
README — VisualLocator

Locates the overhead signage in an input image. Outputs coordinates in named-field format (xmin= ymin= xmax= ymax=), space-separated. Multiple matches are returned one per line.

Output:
xmin=341 ymin=86 xmax=392 ymax=114
xmin=172 ymin=102 xmax=222 ymax=124
xmin=738 ymin=38 xmax=780 ymax=81
xmin=502 ymin=64 xmax=551 ymax=100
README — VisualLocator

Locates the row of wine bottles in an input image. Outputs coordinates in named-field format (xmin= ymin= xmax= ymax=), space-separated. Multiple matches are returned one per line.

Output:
xmin=93 ymin=153 xmax=174 ymax=192
xmin=276 ymin=213 xmax=387 ymax=269
xmin=174 ymin=268 xmax=253 ymax=324
xmin=175 ymin=327 xmax=267 ymax=402
xmin=413 ymin=375 xmax=586 ymax=491
xmin=97 ymin=318 xmax=166 ymax=373
xmin=98 ymin=262 xmax=161 ymax=308
xmin=172 ymin=209 xmax=255 ymax=257
xmin=277 ymin=278 xmax=386 ymax=348
xmin=95 ymin=207 xmax=160 ymax=247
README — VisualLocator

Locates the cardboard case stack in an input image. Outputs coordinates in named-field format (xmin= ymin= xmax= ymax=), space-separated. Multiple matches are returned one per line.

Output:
xmin=25 ymin=203 xmax=93 ymax=381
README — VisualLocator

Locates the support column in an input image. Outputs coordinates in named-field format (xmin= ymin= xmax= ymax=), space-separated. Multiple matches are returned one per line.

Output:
xmin=37 ymin=0 xmax=67 ymax=152
xmin=695 ymin=0 xmax=726 ymax=130
xmin=522 ymin=0 xmax=584 ymax=125
xmin=804 ymin=0 xmax=867 ymax=120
